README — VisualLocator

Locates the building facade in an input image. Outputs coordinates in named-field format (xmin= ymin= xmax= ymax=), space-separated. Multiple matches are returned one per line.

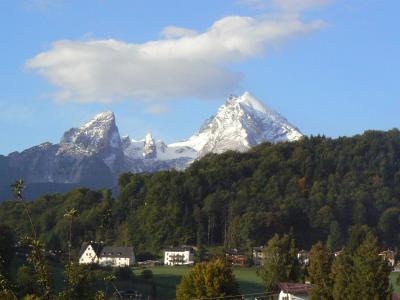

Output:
xmin=297 ymin=250 xmax=310 ymax=265
xmin=252 ymin=246 xmax=265 ymax=266
xmin=225 ymin=249 xmax=246 ymax=266
xmin=164 ymin=246 xmax=195 ymax=266
xmin=79 ymin=242 xmax=135 ymax=267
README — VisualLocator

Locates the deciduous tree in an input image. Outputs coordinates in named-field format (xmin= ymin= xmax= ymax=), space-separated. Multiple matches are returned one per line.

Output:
xmin=176 ymin=259 xmax=239 ymax=300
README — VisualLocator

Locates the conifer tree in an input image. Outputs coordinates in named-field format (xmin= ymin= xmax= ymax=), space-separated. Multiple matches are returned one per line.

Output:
xmin=350 ymin=232 xmax=392 ymax=300
xmin=308 ymin=242 xmax=333 ymax=300
xmin=331 ymin=231 xmax=392 ymax=300
xmin=331 ymin=250 xmax=353 ymax=300
xmin=259 ymin=233 xmax=299 ymax=292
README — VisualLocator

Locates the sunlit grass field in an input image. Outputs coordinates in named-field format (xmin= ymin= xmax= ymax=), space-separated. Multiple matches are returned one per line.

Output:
xmin=133 ymin=266 xmax=263 ymax=299
xmin=11 ymin=257 xmax=400 ymax=299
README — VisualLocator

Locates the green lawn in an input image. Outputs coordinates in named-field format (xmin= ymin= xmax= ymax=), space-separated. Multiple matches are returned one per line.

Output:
xmin=233 ymin=267 xmax=264 ymax=294
xmin=11 ymin=259 xmax=398 ymax=299
xmin=133 ymin=266 xmax=264 ymax=300
xmin=135 ymin=266 xmax=400 ymax=300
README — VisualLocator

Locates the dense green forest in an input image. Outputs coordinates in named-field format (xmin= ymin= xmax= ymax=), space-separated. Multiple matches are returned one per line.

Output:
xmin=1 ymin=129 xmax=400 ymax=257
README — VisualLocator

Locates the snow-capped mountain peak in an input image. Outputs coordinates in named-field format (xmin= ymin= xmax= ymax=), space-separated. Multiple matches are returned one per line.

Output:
xmin=80 ymin=111 xmax=115 ymax=130
xmin=170 ymin=91 xmax=303 ymax=157
xmin=58 ymin=111 xmax=122 ymax=157
xmin=143 ymin=133 xmax=157 ymax=159
xmin=228 ymin=91 xmax=267 ymax=114
xmin=0 ymin=91 xmax=303 ymax=197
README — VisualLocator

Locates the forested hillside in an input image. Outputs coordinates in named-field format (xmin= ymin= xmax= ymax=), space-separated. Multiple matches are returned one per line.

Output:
xmin=1 ymin=129 xmax=400 ymax=256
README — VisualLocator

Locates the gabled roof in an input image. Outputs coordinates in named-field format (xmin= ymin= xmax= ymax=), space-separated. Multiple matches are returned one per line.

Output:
xmin=78 ymin=242 xmax=104 ymax=258
xmin=100 ymin=246 xmax=134 ymax=258
xmin=278 ymin=282 xmax=312 ymax=295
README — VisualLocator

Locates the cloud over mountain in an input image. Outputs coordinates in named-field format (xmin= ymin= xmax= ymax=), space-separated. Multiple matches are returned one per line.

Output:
xmin=27 ymin=6 xmax=326 ymax=103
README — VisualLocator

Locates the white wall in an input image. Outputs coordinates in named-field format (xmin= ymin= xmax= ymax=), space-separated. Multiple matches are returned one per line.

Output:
xmin=278 ymin=291 xmax=309 ymax=300
xmin=79 ymin=245 xmax=135 ymax=267
xmin=164 ymin=250 xmax=194 ymax=265
xmin=99 ymin=257 xmax=132 ymax=267
xmin=79 ymin=245 xmax=99 ymax=264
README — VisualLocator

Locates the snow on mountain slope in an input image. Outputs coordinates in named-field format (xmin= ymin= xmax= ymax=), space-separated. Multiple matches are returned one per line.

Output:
xmin=57 ymin=111 xmax=124 ymax=172
xmin=0 ymin=91 xmax=304 ymax=200
xmin=169 ymin=91 xmax=303 ymax=157
xmin=143 ymin=133 xmax=157 ymax=159
xmin=58 ymin=111 xmax=121 ymax=156
xmin=123 ymin=135 xmax=197 ymax=161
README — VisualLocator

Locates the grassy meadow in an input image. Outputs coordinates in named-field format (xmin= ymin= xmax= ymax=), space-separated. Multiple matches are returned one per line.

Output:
xmin=132 ymin=266 xmax=264 ymax=299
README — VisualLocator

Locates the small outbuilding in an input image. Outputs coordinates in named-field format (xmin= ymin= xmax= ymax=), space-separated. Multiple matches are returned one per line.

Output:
xmin=225 ymin=249 xmax=246 ymax=266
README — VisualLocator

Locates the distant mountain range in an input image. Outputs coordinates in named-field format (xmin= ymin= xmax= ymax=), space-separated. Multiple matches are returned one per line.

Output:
xmin=0 ymin=92 xmax=302 ymax=200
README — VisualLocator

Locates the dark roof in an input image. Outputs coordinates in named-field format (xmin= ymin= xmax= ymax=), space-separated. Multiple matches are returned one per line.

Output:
xmin=164 ymin=246 xmax=194 ymax=252
xmin=277 ymin=282 xmax=312 ymax=295
xmin=253 ymin=246 xmax=264 ymax=252
xmin=100 ymin=246 xmax=134 ymax=258
xmin=78 ymin=242 xmax=104 ymax=258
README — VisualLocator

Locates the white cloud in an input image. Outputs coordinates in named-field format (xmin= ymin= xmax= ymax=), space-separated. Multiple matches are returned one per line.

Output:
xmin=27 ymin=8 xmax=326 ymax=104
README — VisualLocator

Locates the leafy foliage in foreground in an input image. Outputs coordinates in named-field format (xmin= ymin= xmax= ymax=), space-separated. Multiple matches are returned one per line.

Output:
xmin=1 ymin=130 xmax=400 ymax=256
xmin=176 ymin=259 xmax=239 ymax=300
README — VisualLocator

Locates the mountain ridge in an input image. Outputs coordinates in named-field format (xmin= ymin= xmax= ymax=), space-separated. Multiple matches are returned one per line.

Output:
xmin=0 ymin=91 xmax=303 ymax=199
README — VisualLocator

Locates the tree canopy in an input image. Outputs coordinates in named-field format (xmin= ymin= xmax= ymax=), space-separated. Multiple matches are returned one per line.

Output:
xmin=1 ymin=130 xmax=400 ymax=256
xmin=176 ymin=259 xmax=239 ymax=300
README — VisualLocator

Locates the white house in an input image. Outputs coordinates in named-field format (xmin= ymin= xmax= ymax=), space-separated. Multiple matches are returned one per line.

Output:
xmin=277 ymin=282 xmax=312 ymax=300
xmin=252 ymin=246 xmax=264 ymax=266
xmin=164 ymin=246 xmax=195 ymax=266
xmin=79 ymin=242 xmax=102 ymax=264
xmin=79 ymin=242 xmax=135 ymax=267
xmin=297 ymin=250 xmax=310 ymax=265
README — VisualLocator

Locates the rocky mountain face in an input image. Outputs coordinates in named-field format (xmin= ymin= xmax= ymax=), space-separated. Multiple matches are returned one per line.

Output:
xmin=0 ymin=92 xmax=302 ymax=200
xmin=170 ymin=92 xmax=302 ymax=157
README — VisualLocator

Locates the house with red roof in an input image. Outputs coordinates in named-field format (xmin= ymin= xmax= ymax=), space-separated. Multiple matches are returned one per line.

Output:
xmin=277 ymin=282 xmax=312 ymax=300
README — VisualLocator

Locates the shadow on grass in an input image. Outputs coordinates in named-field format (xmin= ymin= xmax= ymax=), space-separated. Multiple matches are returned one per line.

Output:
xmin=237 ymin=279 xmax=264 ymax=295
xmin=132 ymin=274 xmax=183 ymax=300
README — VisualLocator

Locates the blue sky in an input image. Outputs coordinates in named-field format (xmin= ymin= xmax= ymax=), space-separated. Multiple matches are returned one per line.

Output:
xmin=0 ymin=0 xmax=399 ymax=155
